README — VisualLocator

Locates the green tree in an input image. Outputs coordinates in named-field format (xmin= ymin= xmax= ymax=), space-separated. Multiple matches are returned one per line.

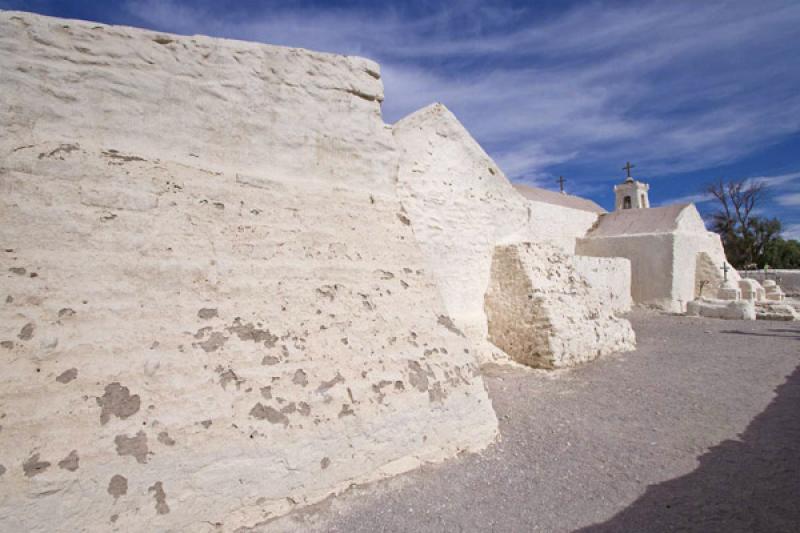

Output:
xmin=705 ymin=178 xmax=783 ymax=268
xmin=764 ymin=237 xmax=800 ymax=268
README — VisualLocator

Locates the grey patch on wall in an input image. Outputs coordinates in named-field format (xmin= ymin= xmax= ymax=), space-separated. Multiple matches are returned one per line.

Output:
xmin=56 ymin=368 xmax=78 ymax=384
xmin=97 ymin=382 xmax=141 ymax=424
xmin=428 ymin=382 xmax=447 ymax=403
xmin=38 ymin=143 xmax=79 ymax=159
xmin=148 ymin=481 xmax=170 ymax=514
xmin=375 ymin=270 xmax=394 ymax=280
xmin=197 ymin=308 xmax=218 ymax=320
xmin=0 ymin=464 xmax=6 ymax=476
xmin=217 ymin=366 xmax=244 ymax=390
xmin=18 ymin=322 xmax=35 ymax=341
xmin=338 ymin=404 xmax=355 ymax=418
xmin=195 ymin=331 xmax=228 ymax=352
xmin=292 ymin=369 xmax=308 ymax=387
xmin=437 ymin=315 xmax=465 ymax=337
xmin=316 ymin=372 xmax=345 ymax=393
xmin=315 ymin=285 xmax=338 ymax=301
xmin=250 ymin=403 xmax=289 ymax=426
xmin=58 ymin=308 xmax=76 ymax=318
xmin=23 ymin=453 xmax=51 ymax=477
xmin=9 ymin=267 xmax=26 ymax=276
xmin=408 ymin=361 xmax=431 ymax=392
xmin=108 ymin=474 xmax=128 ymax=499
xmin=0 ymin=341 xmax=13 ymax=350
xmin=227 ymin=318 xmax=278 ymax=347
xmin=157 ymin=431 xmax=176 ymax=446
xmin=58 ymin=450 xmax=79 ymax=471
xmin=320 ymin=457 xmax=330 ymax=469
xmin=101 ymin=148 xmax=145 ymax=163
xmin=114 ymin=431 xmax=150 ymax=464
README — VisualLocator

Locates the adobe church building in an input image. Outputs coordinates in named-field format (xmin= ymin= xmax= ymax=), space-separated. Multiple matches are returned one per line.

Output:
xmin=575 ymin=173 xmax=733 ymax=313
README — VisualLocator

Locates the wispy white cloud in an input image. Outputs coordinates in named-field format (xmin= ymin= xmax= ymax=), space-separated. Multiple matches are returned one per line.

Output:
xmin=657 ymin=192 xmax=714 ymax=207
xmin=777 ymin=193 xmax=800 ymax=208
xmin=121 ymin=0 xmax=800 ymax=182
xmin=747 ymin=172 xmax=800 ymax=188
xmin=660 ymin=171 xmax=800 ymax=207
xmin=782 ymin=224 xmax=800 ymax=240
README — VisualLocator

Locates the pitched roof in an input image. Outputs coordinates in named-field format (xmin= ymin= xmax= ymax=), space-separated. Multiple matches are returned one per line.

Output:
xmin=512 ymin=183 xmax=606 ymax=214
xmin=585 ymin=204 xmax=693 ymax=237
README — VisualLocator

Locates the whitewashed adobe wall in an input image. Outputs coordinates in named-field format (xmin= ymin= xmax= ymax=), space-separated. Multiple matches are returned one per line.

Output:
xmin=572 ymin=256 xmax=632 ymax=314
xmin=577 ymin=234 xmax=676 ymax=310
xmin=527 ymin=200 xmax=600 ymax=254
xmin=0 ymin=11 xmax=497 ymax=533
xmin=741 ymin=270 xmax=800 ymax=296
xmin=393 ymin=104 xmax=635 ymax=364
xmin=484 ymin=243 xmax=635 ymax=369
xmin=392 ymin=103 xmax=539 ymax=361
xmin=577 ymin=204 xmax=736 ymax=312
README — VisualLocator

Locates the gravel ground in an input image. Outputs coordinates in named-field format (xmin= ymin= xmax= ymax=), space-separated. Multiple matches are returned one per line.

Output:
xmin=262 ymin=312 xmax=800 ymax=533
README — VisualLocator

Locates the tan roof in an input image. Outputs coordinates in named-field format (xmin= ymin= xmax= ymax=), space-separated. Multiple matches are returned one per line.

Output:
xmin=512 ymin=183 xmax=606 ymax=214
xmin=585 ymin=204 xmax=692 ymax=237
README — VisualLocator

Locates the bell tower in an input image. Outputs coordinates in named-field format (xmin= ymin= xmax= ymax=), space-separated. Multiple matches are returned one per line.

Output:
xmin=614 ymin=161 xmax=649 ymax=210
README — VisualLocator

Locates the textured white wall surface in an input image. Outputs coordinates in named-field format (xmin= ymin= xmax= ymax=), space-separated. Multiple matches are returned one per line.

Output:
xmin=0 ymin=12 xmax=497 ymax=532
xmin=484 ymin=243 xmax=635 ymax=369
xmin=393 ymin=103 xmax=609 ymax=362
xmin=572 ymin=256 xmax=632 ymax=314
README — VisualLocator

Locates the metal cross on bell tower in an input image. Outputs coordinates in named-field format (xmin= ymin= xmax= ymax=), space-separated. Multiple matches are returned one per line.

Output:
xmin=622 ymin=161 xmax=635 ymax=178
xmin=557 ymin=176 xmax=566 ymax=193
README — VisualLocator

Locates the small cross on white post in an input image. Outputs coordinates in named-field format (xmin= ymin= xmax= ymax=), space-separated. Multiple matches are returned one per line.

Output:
xmin=720 ymin=262 xmax=731 ymax=282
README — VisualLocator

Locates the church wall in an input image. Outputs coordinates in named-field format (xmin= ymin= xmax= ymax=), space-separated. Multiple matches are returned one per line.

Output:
xmin=0 ymin=12 xmax=498 ymax=532
xmin=672 ymin=231 xmax=736 ymax=309
xmin=526 ymin=200 xmax=600 ymax=253
xmin=576 ymin=234 xmax=676 ymax=311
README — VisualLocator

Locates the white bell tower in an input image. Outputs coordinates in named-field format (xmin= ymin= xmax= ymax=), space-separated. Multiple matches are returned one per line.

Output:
xmin=614 ymin=162 xmax=650 ymax=210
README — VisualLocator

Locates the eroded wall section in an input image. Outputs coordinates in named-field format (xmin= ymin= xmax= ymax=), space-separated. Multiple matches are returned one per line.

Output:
xmin=484 ymin=243 xmax=635 ymax=369
xmin=0 ymin=12 xmax=497 ymax=532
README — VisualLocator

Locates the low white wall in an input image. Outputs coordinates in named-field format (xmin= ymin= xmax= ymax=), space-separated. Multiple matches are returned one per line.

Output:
xmin=740 ymin=270 xmax=800 ymax=296
xmin=577 ymin=234 xmax=676 ymax=311
xmin=485 ymin=243 xmax=635 ymax=369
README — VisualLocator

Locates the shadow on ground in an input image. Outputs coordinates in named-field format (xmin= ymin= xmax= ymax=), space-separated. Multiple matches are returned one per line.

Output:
xmin=720 ymin=328 xmax=800 ymax=340
xmin=577 ymin=364 xmax=800 ymax=533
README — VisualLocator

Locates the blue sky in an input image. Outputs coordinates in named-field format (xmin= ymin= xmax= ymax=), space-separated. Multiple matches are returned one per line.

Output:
xmin=4 ymin=0 xmax=800 ymax=237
